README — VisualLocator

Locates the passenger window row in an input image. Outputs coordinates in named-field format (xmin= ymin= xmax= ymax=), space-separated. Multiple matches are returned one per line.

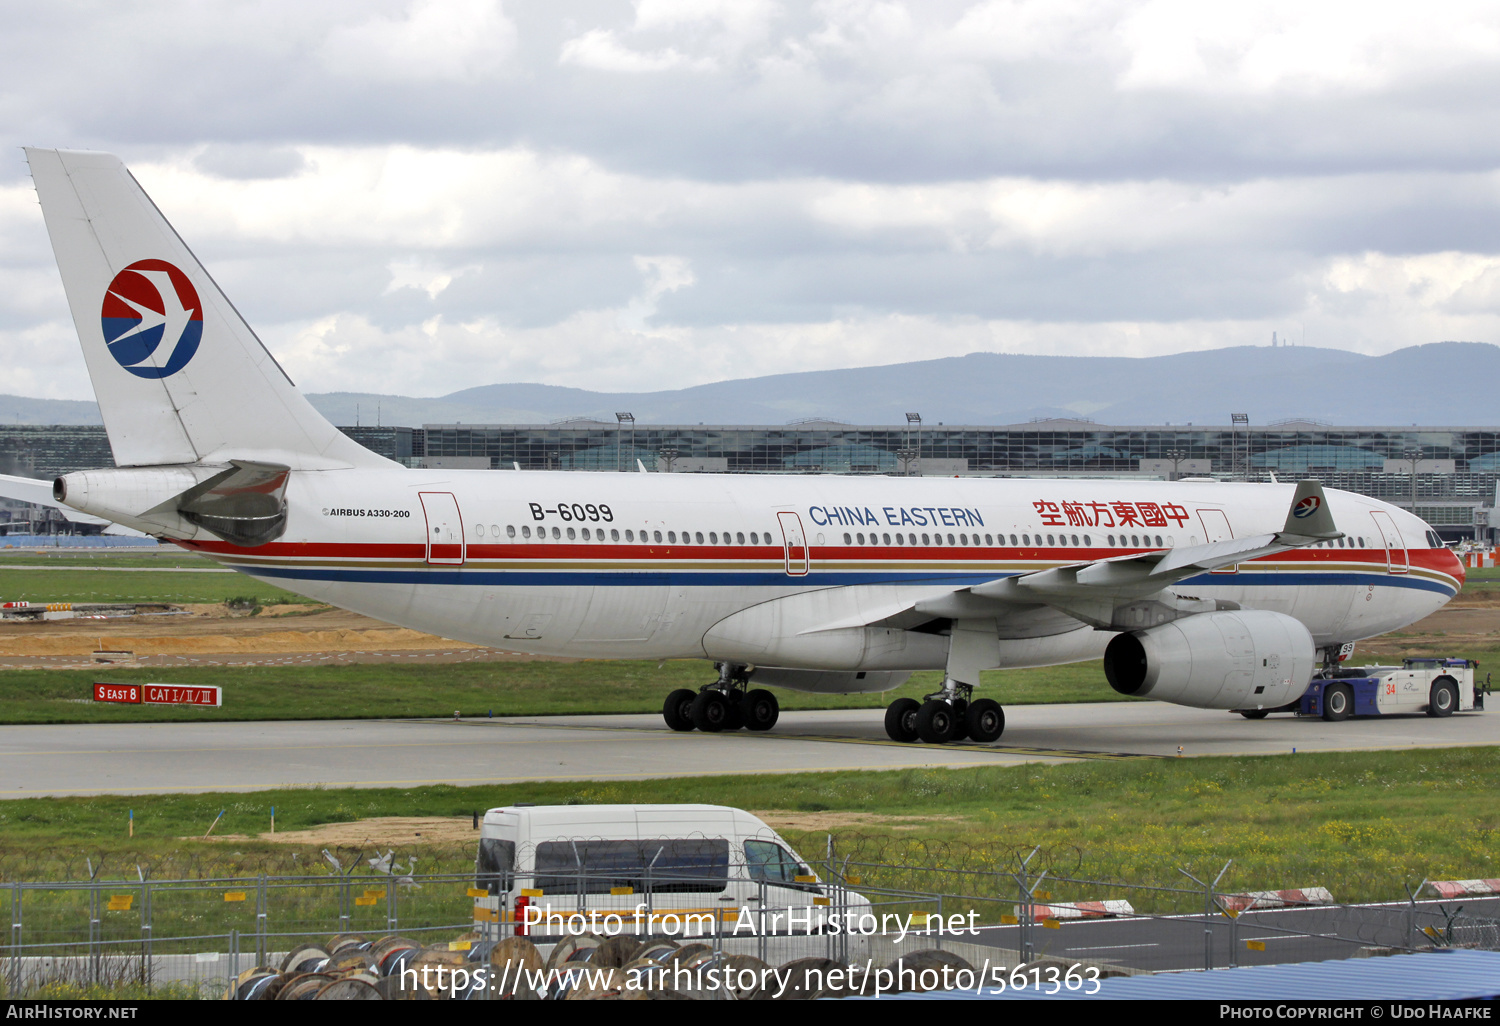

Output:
xmin=475 ymin=525 xmax=771 ymax=546
xmin=837 ymin=531 xmax=1177 ymax=548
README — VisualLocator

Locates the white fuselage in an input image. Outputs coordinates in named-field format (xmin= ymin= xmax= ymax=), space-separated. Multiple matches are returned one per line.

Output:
xmin=186 ymin=471 xmax=1462 ymax=674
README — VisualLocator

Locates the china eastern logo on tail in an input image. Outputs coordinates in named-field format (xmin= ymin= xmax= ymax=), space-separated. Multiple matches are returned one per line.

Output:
xmin=1293 ymin=495 xmax=1321 ymax=518
xmin=99 ymin=260 xmax=202 ymax=378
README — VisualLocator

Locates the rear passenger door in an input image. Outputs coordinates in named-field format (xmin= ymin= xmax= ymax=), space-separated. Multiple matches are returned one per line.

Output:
xmin=1197 ymin=508 xmax=1236 ymax=574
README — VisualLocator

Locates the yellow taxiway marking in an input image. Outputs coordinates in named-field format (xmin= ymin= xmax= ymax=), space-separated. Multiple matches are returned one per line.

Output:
xmin=466 ymin=718 xmax=1158 ymax=760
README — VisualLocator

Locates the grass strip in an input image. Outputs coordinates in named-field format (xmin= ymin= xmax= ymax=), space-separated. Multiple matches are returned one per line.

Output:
xmin=0 ymin=659 xmax=1135 ymax=724
xmin=0 ymin=748 xmax=1493 ymax=906
xmin=0 ymin=568 xmax=312 ymax=605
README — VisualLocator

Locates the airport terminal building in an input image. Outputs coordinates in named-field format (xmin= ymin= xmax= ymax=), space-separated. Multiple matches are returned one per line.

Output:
xmin=5 ymin=419 xmax=1499 ymax=542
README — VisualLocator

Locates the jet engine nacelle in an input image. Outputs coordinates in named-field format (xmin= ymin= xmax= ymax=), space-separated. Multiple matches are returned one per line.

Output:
xmin=55 ymin=461 xmax=290 ymax=546
xmin=1103 ymin=609 xmax=1315 ymax=710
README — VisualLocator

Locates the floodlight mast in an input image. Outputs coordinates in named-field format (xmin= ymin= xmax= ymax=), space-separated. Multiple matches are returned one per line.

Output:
xmin=615 ymin=412 xmax=634 ymax=472
xmin=1231 ymin=413 xmax=1249 ymax=481
xmin=905 ymin=413 xmax=922 ymax=476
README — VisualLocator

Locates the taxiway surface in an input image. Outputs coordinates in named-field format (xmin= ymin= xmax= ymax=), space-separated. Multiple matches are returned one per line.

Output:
xmin=1 ymin=701 xmax=1491 ymax=798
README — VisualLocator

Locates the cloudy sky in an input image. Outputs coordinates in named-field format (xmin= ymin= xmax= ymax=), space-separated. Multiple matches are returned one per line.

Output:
xmin=4 ymin=0 xmax=1500 ymax=400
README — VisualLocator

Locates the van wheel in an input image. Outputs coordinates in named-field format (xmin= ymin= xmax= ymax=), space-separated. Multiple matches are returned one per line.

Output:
xmin=742 ymin=689 xmax=780 ymax=731
xmin=690 ymin=690 xmax=730 ymax=732
xmin=1322 ymin=683 xmax=1353 ymax=722
xmin=1428 ymin=677 xmax=1458 ymax=717
xmin=663 ymin=689 xmax=697 ymax=732
xmin=884 ymin=698 xmax=920 ymax=742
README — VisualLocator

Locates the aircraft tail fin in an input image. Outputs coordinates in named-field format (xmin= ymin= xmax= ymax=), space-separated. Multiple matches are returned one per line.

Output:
xmin=25 ymin=148 xmax=392 ymax=471
xmin=1279 ymin=479 xmax=1340 ymax=541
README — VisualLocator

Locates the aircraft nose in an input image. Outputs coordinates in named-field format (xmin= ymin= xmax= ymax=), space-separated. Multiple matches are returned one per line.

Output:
xmin=1446 ymin=547 xmax=1466 ymax=590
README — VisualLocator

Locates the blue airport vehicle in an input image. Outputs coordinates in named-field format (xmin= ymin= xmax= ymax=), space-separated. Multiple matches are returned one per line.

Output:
xmin=1237 ymin=657 xmax=1487 ymax=721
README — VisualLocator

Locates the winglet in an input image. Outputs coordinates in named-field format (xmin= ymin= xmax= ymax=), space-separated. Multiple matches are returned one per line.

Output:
xmin=1279 ymin=480 xmax=1341 ymax=541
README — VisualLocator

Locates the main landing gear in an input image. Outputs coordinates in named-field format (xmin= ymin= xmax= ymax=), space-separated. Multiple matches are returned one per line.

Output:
xmin=884 ymin=680 xmax=1004 ymax=745
xmin=662 ymin=663 xmax=780 ymax=734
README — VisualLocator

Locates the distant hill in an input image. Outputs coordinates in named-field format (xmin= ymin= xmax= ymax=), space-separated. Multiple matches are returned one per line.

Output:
xmin=0 ymin=395 xmax=104 ymax=425
xmin=8 ymin=341 xmax=1495 ymax=428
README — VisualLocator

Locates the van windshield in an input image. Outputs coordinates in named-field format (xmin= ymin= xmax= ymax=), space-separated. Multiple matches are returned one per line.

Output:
xmin=743 ymin=839 xmax=821 ymax=893
xmin=476 ymin=837 xmax=516 ymax=895
xmin=535 ymin=838 xmax=729 ymax=894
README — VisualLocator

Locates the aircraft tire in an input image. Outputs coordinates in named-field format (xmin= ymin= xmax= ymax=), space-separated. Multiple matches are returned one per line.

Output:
xmin=723 ymin=695 xmax=746 ymax=731
xmin=690 ymin=690 xmax=730 ymax=733
xmin=1427 ymin=677 xmax=1458 ymax=717
xmin=884 ymin=698 xmax=920 ymax=742
xmin=916 ymin=700 xmax=958 ymax=744
xmin=1239 ymin=710 xmax=1269 ymax=720
xmin=663 ymin=689 xmax=697 ymax=732
xmin=949 ymin=699 xmax=970 ymax=741
xmin=1322 ymin=683 xmax=1353 ymax=722
xmin=742 ymin=689 xmax=780 ymax=731
xmin=965 ymin=699 xmax=1005 ymax=743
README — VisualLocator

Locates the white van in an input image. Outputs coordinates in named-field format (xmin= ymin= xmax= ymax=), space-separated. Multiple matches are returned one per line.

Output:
xmin=472 ymin=804 xmax=864 ymax=938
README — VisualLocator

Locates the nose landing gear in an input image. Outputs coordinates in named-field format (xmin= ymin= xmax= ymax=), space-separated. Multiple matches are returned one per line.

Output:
xmin=661 ymin=663 xmax=779 ymax=733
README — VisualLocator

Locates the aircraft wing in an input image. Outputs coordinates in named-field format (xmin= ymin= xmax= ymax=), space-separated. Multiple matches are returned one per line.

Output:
xmin=806 ymin=480 xmax=1342 ymax=636
xmin=980 ymin=479 xmax=1340 ymax=601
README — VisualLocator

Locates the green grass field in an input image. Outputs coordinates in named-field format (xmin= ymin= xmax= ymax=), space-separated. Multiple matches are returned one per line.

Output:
xmin=0 ymin=659 xmax=1134 ymax=724
xmin=0 ymin=567 xmax=313 ymax=605
xmin=1460 ymin=565 xmax=1500 ymax=591
xmin=0 ymin=549 xmax=216 ymax=568
xmin=0 ymin=748 xmax=1492 ymax=904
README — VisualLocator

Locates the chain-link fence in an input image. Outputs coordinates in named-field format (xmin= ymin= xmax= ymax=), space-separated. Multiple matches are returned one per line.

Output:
xmin=4 ymin=853 xmax=1497 ymax=998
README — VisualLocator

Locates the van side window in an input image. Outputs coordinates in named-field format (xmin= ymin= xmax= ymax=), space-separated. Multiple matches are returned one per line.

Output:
xmin=535 ymin=838 xmax=729 ymax=894
xmin=476 ymin=837 xmax=516 ymax=895
xmin=744 ymin=839 xmax=815 ymax=891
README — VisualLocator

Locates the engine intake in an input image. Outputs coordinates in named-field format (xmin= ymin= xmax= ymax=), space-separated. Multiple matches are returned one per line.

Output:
xmin=1103 ymin=609 xmax=1314 ymax=710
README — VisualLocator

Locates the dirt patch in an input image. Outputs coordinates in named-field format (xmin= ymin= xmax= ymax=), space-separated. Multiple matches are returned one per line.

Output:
xmin=0 ymin=626 xmax=481 ymax=657
xmin=257 ymin=604 xmax=329 ymax=618
xmin=206 ymin=812 xmax=964 ymax=847
xmin=203 ymin=816 xmax=481 ymax=846
xmin=1359 ymin=604 xmax=1500 ymax=657
xmin=1447 ymin=592 xmax=1500 ymax=609
xmin=751 ymin=811 xmax=965 ymax=832
xmin=0 ymin=605 xmax=489 ymax=656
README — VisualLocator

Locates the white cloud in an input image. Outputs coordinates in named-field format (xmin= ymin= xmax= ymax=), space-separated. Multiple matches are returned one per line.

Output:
xmin=561 ymin=0 xmax=779 ymax=72
xmin=384 ymin=258 xmax=482 ymax=299
xmin=618 ymin=256 xmax=696 ymax=331
xmin=1116 ymin=0 xmax=1500 ymax=93
xmin=559 ymin=29 xmax=706 ymax=73
xmin=1320 ymin=252 xmax=1500 ymax=317
xmin=320 ymin=0 xmax=517 ymax=81
xmin=7 ymin=4 xmax=1500 ymax=405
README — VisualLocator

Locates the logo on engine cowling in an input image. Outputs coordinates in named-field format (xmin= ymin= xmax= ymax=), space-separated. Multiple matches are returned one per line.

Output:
xmin=1292 ymin=496 xmax=1321 ymax=519
xmin=100 ymin=260 xmax=203 ymax=379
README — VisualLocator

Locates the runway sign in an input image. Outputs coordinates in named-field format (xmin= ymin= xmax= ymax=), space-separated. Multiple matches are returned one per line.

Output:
xmin=94 ymin=682 xmax=222 ymax=707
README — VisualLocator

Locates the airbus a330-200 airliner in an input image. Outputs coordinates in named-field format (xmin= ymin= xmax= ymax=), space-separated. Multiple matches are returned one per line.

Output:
xmin=17 ymin=148 xmax=1464 ymax=745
